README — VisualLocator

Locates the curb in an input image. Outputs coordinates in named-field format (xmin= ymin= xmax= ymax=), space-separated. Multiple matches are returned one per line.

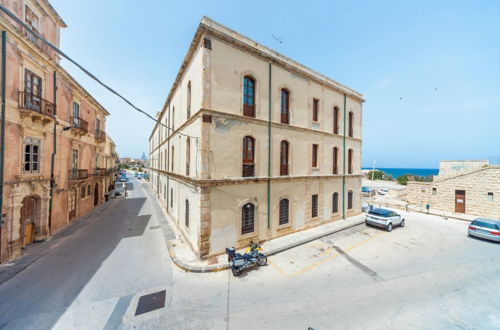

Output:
xmin=167 ymin=218 xmax=365 ymax=273
xmin=373 ymin=202 xmax=474 ymax=223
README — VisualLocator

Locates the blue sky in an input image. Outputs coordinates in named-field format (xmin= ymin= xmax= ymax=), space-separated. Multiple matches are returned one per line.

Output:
xmin=51 ymin=0 xmax=500 ymax=168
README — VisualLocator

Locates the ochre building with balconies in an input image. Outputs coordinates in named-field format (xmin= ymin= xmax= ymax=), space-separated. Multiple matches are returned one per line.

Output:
xmin=0 ymin=0 xmax=117 ymax=262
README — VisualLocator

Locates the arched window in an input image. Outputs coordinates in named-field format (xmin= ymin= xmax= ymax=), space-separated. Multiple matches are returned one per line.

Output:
xmin=242 ymin=203 xmax=255 ymax=234
xmin=333 ymin=106 xmax=339 ymax=134
xmin=332 ymin=192 xmax=339 ymax=213
xmin=280 ymin=140 xmax=289 ymax=176
xmin=187 ymin=81 xmax=191 ymax=119
xmin=185 ymin=199 xmax=190 ymax=228
xmin=348 ymin=111 xmax=354 ymax=137
xmin=172 ymin=107 xmax=175 ymax=130
xmin=280 ymin=89 xmax=289 ymax=124
xmin=170 ymin=188 xmax=173 ymax=208
xmin=333 ymin=147 xmax=338 ymax=174
xmin=348 ymin=149 xmax=353 ymax=174
xmin=242 ymin=136 xmax=255 ymax=177
xmin=279 ymin=198 xmax=289 ymax=225
xmin=243 ymin=76 xmax=256 ymax=117
xmin=186 ymin=137 xmax=190 ymax=176
xmin=171 ymin=146 xmax=175 ymax=172
xmin=348 ymin=190 xmax=353 ymax=210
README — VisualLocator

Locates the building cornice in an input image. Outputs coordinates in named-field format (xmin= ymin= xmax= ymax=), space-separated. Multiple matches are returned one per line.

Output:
xmin=149 ymin=167 xmax=363 ymax=187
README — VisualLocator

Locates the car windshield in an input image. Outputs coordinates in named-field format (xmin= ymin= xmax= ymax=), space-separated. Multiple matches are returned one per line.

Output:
xmin=368 ymin=209 xmax=396 ymax=218
xmin=471 ymin=220 xmax=499 ymax=230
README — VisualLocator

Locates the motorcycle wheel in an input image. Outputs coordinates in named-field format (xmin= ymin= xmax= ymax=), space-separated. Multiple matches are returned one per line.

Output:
xmin=257 ymin=254 xmax=267 ymax=266
xmin=232 ymin=267 xmax=243 ymax=277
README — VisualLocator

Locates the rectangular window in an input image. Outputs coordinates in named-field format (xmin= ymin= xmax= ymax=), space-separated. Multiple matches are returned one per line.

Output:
xmin=80 ymin=185 xmax=86 ymax=198
xmin=312 ymin=144 xmax=318 ymax=168
xmin=72 ymin=102 xmax=80 ymax=126
xmin=312 ymin=98 xmax=319 ymax=122
xmin=311 ymin=194 xmax=318 ymax=218
xmin=488 ymin=192 xmax=494 ymax=202
xmin=23 ymin=137 xmax=40 ymax=173
xmin=87 ymin=184 xmax=91 ymax=196
xmin=432 ymin=188 xmax=437 ymax=196
xmin=170 ymin=188 xmax=173 ymax=208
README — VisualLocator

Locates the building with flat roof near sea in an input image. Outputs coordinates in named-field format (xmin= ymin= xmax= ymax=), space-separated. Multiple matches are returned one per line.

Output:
xmin=407 ymin=160 xmax=500 ymax=219
xmin=149 ymin=17 xmax=364 ymax=258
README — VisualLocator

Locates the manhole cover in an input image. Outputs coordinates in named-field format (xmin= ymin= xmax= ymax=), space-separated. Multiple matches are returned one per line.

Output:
xmin=135 ymin=290 xmax=166 ymax=316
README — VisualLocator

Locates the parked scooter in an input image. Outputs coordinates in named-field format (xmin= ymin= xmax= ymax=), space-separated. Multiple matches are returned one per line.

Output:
xmin=225 ymin=241 xmax=267 ymax=276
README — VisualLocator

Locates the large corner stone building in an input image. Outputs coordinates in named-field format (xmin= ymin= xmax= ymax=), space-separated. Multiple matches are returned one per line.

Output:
xmin=0 ymin=0 xmax=118 ymax=262
xmin=407 ymin=160 xmax=500 ymax=219
xmin=149 ymin=17 xmax=364 ymax=258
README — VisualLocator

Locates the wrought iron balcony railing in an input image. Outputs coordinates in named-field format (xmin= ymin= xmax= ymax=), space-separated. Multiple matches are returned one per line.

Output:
xmin=71 ymin=117 xmax=88 ymax=133
xmin=69 ymin=169 xmax=88 ymax=181
xmin=95 ymin=129 xmax=106 ymax=142
xmin=18 ymin=91 xmax=56 ymax=117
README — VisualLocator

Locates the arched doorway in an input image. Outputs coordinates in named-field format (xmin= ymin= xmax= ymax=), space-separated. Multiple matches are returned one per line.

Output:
xmin=94 ymin=183 xmax=99 ymax=206
xmin=20 ymin=196 xmax=38 ymax=246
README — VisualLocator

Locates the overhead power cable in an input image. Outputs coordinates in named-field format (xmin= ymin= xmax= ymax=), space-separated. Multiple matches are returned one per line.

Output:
xmin=0 ymin=4 xmax=197 ymax=140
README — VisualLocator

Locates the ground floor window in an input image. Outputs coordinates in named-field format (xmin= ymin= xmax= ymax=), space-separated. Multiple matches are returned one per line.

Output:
xmin=347 ymin=190 xmax=353 ymax=209
xmin=332 ymin=192 xmax=338 ymax=213
xmin=242 ymin=203 xmax=255 ymax=235
xmin=170 ymin=188 xmax=173 ymax=208
xmin=279 ymin=198 xmax=289 ymax=225
xmin=185 ymin=199 xmax=189 ymax=228
xmin=311 ymin=194 xmax=318 ymax=218
xmin=488 ymin=192 xmax=494 ymax=201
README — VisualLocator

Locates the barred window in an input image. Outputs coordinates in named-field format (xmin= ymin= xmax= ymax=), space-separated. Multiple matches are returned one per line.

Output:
xmin=185 ymin=199 xmax=190 ymax=228
xmin=279 ymin=199 xmax=289 ymax=225
xmin=23 ymin=137 xmax=40 ymax=173
xmin=242 ymin=203 xmax=255 ymax=235
xmin=312 ymin=194 xmax=318 ymax=218
xmin=332 ymin=192 xmax=339 ymax=213
xmin=348 ymin=190 xmax=353 ymax=210
xmin=242 ymin=136 xmax=255 ymax=177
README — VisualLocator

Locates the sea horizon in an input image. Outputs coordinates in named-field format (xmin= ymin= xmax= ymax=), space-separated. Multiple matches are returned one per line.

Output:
xmin=361 ymin=167 xmax=439 ymax=178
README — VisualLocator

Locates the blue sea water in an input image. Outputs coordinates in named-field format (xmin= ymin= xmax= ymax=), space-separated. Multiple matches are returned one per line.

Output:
xmin=362 ymin=167 xmax=439 ymax=178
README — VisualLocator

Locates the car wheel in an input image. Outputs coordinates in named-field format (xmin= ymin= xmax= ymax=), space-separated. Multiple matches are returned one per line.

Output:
xmin=400 ymin=219 xmax=405 ymax=227
xmin=387 ymin=223 xmax=393 ymax=232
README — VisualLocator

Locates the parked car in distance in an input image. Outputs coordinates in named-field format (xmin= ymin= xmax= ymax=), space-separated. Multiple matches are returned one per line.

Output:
xmin=378 ymin=188 xmax=389 ymax=195
xmin=468 ymin=218 xmax=500 ymax=242
xmin=365 ymin=208 xmax=404 ymax=232
xmin=362 ymin=186 xmax=371 ymax=193
xmin=118 ymin=175 xmax=128 ymax=182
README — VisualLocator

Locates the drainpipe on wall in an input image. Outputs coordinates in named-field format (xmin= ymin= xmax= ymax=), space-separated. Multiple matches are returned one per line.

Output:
xmin=0 ymin=31 xmax=7 ymax=260
xmin=267 ymin=62 xmax=272 ymax=230
xmin=342 ymin=93 xmax=346 ymax=220
xmin=48 ymin=71 xmax=57 ymax=236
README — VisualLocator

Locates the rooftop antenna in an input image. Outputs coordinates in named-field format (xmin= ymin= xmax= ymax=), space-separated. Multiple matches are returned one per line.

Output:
xmin=271 ymin=34 xmax=283 ymax=45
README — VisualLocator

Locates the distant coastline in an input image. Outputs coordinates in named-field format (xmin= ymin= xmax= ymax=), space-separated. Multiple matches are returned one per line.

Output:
xmin=361 ymin=167 xmax=439 ymax=179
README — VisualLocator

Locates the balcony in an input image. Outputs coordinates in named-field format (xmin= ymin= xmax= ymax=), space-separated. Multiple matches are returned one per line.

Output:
xmin=94 ymin=168 xmax=106 ymax=177
xmin=18 ymin=91 xmax=56 ymax=124
xmin=70 ymin=117 xmax=88 ymax=135
xmin=95 ymin=129 xmax=106 ymax=143
xmin=69 ymin=169 xmax=88 ymax=181
xmin=106 ymin=167 xmax=119 ymax=175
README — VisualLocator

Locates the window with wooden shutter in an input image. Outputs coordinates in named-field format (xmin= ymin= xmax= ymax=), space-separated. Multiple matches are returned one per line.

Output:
xmin=332 ymin=192 xmax=339 ymax=213
xmin=312 ymin=194 xmax=318 ymax=218
xmin=312 ymin=144 xmax=319 ymax=168
xmin=187 ymin=81 xmax=191 ymax=119
xmin=333 ymin=106 xmax=339 ymax=134
xmin=242 ymin=136 xmax=255 ymax=177
xmin=333 ymin=147 xmax=338 ymax=174
xmin=348 ymin=149 xmax=353 ymax=174
xmin=23 ymin=137 xmax=41 ymax=173
xmin=24 ymin=69 xmax=42 ymax=111
xmin=242 ymin=203 xmax=255 ymax=235
xmin=348 ymin=190 xmax=353 ymax=210
xmin=185 ymin=199 xmax=190 ymax=228
xmin=280 ymin=89 xmax=289 ymax=124
xmin=243 ymin=76 xmax=255 ymax=117
xmin=313 ymin=98 xmax=319 ymax=122
xmin=280 ymin=140 xmax=289 ymax=176
xmin=348 ymin=111 xmax=354 ymax=137
xmin=279 ymin=199 xmax=289 ymax=225
xmin=186 ymin=137 xmax=190 ymax=176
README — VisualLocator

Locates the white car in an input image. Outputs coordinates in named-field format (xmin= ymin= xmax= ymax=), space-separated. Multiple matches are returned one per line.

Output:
xmin=365 ymin=208 xmax=405 ymax=232
xmin=378 ymin=188 xmax=389 ymax=195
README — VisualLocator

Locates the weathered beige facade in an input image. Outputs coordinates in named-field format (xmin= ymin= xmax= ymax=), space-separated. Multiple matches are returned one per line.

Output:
xmin=407 ymin=160 xmax=500 ymax=219
xmin=0 ymin=0 xmax=118 ymax=262
xmin=149 ymin=17 xmax=364 ymax=258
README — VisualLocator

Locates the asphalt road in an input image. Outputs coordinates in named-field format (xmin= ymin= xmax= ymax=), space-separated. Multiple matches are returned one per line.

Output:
xmin=0 ymin=175 xmax=499 ymax=329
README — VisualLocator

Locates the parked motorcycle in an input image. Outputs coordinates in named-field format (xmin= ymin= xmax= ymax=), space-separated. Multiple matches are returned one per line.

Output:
xmin=225 ymin=241 xmax=267 ymax=276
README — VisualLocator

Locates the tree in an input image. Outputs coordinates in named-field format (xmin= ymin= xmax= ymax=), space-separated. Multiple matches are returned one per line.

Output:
xmin=366 ymin=170 xmax=385 ymax=180
xmin=397 ymin=175 xmax=409 ymax=185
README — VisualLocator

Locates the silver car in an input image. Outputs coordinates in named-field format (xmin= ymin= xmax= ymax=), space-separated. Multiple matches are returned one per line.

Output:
xmin=468 ymin=218 xmax=500 ymax=242
xmin=365 ymin=208 xmax=405 ymax=232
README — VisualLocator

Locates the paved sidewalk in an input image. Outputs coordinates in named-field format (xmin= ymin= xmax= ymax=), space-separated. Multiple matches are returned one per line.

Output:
xmin=167 ymin=214 xmax=366 ymax=273
xmin=368 ymin=197 xmax=477 ymax=222
xmin=0 ymin=199 xmax=115 ymax=286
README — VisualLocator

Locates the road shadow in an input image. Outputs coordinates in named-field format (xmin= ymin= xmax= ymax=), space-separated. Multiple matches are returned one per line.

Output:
xmin=467 ymin=234 xmax=500 ymax=245
xmin=0 ymin=198 xmax=150 ymax=329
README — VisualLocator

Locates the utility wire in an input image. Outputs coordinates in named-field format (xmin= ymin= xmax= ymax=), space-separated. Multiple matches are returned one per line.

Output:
xmin=0 ymin=4 xmax=197 ymax=140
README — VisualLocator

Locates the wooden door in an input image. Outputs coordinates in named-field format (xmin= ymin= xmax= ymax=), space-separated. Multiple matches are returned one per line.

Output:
xmin=69 ymin=189 xmax=77 ymax=220
xmin=455 ymin=190 xmax=465 ymax=213
xmin=94 ymin=183 xmax=99 ymax=206
xmin=21 ymin=197 xmax=36 ymax=246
